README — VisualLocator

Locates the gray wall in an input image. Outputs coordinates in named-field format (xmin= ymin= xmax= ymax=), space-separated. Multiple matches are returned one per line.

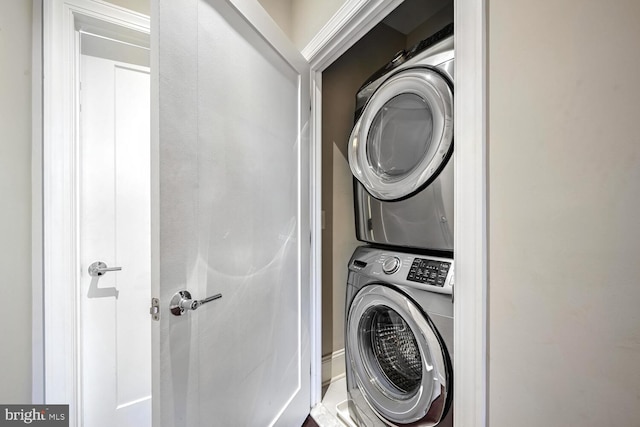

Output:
xmin=105 ymin=0 xmax=149 ymax=15
xmin=290 ymin=0 xmax=346 ymax=51
xmin=489 ymin=0 xmax=640 ymax=425
xmin=260 ymin=0 xmax=348 ymax=51
xmin=258 ymin=0 xmax=293 ymax=39
xmin=0 ymin=0 xmax=33 ymax=404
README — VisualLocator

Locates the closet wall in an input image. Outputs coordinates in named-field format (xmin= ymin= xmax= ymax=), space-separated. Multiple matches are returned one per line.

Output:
xmin=320 ymin=24 xmax=406 ymax=372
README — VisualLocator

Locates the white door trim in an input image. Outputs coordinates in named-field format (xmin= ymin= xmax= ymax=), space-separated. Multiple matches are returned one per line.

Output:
xmin=40 ymin=1 xmax=149 ymax=424
xmin=303 ymin=0 xmax=404 ymax=406
xmin=303 ymin=1 xmax=488 ymax=426
xmin=452 ymin=1 xmax=488 ymax=426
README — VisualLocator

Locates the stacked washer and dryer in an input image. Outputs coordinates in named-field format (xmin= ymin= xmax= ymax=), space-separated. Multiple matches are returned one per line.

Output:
xmin=344 ymin=24 xmax=455 ymax=427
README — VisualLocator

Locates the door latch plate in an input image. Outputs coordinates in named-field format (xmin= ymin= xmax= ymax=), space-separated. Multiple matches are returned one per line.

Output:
xmin=150 ymin=298 xmax=160 ymax=321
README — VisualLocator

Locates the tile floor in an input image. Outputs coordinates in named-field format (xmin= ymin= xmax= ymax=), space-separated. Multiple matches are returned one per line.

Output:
xmin=310 ymin=377 xmax=357 ymax=427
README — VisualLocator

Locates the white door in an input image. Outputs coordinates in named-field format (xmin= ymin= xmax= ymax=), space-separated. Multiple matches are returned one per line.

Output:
xmin=79 ymin=34 xmax=151 ymax=427
xmin=152 ymin=0 xmax=311 ymax=426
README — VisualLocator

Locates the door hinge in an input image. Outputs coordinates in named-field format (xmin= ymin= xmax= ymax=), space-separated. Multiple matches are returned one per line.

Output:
xmin=150 ymin=298 xmax=160 ymax=321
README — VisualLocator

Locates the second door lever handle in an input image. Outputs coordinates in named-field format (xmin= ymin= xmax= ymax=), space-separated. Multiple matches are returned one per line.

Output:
xmin=170 ymin=290 xmax=222 ymax=316
xmin=88 ymin=261 xmax=122 ymax=277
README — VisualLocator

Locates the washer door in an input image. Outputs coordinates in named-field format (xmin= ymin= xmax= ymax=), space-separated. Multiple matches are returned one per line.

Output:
xmin=347 ymin=284 xmax=451 ymax=426
xmin=348 ymin=67 xmax=453 ymax=201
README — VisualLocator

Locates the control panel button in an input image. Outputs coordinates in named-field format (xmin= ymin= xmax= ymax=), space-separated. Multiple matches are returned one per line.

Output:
xmin=382 ymin=257 xmax=401 ymax=275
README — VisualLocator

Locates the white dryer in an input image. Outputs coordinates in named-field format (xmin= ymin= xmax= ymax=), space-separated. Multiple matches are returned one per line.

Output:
xmin=345 ymin=246 xmax=454 ymax=426
xmin=349 ymin=25 xmax=454 ymax=253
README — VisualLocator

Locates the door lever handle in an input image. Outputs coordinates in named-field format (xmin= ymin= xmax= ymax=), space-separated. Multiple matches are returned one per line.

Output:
xmin=88 ymin=261 xmax=122 ymax=277
xmin=170 ymin=290 xmax=222 ymax=316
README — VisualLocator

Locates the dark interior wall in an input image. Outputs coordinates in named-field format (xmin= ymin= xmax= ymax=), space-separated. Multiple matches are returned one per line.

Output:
xmin=321 ymin=23 xmax=405 ymax=358
xmin=405 ymin=2 xmax=453 ymax=48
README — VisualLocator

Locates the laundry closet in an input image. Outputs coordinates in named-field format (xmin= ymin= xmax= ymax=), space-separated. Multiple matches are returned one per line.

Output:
xmin=319 ymin=0 xmax=454 ymax=400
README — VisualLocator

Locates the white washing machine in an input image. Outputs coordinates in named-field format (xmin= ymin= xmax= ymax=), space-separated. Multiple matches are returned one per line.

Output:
xmin=349 ymin=24 xmax=454 ymax=253
xmin=345 ymin=245 xmax=453 ymax=427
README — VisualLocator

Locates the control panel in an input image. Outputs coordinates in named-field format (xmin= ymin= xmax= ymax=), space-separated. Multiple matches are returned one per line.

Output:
xmin=407 ymin=258 xmax=450 ymax=287
xmin=348 ymin=247 xmax=454 ymax=294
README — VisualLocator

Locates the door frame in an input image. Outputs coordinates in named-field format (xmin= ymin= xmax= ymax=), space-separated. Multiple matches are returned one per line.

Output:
xmin=303 ymin=1 xmax=488 ymax=426
xmin=38 ymin=0 xmax=149 ymax=423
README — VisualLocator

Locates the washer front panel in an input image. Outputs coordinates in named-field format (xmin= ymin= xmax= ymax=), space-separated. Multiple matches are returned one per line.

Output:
xmin=347 ymin=284 xmax=450 ymax=425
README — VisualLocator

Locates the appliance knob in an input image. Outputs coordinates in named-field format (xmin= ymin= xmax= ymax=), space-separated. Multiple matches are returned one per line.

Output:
xmin=382 ymin=257 xmax=401 ymax=275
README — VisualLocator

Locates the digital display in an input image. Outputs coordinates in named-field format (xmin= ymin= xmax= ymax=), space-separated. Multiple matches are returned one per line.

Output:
xmin=407 ymin=258 xmax=450 ymax=287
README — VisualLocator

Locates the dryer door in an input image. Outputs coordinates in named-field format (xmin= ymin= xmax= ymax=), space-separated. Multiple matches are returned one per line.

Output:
xmin=348 ymin=67 xmax=453 ymax=201
xmin=346 ymin=284 xmax=452 ymax=426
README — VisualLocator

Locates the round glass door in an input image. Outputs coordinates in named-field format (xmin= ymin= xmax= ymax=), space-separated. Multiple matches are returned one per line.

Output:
xmin=358 ymin=305 xmax=423 ymax=399
xmin=347 ymin=284 xmax=451 ymax=425
xmin=349 ymin=67 xmax=453 ymax=201
xmin=367 ymin=93 xmax=433 ymax=181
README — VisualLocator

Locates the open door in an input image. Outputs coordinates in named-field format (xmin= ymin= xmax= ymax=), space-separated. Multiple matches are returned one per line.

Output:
xmin=151 ymin=0 xmax=311 ymax=426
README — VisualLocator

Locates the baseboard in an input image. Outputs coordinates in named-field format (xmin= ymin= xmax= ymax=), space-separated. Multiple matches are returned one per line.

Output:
xmin=321 ymin=348 xmax=346 ymax=387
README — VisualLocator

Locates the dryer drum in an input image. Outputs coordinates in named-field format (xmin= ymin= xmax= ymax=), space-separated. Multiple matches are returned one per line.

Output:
xmin=366 ymin=93 xmax=435 ymax=182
